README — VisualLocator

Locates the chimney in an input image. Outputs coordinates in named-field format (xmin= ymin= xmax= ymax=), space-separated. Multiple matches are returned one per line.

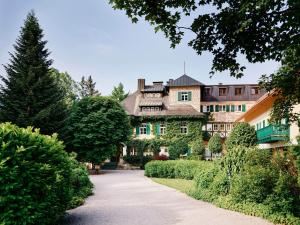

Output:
xmin=218 ymin=83 xmax=223 ymax=85
xmin=137 ymin=79 xmax=145 ymax=92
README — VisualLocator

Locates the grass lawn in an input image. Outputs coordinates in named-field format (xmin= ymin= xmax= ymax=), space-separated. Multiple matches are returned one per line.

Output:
xmin=151 ymin=178 xmax=196 ymax=195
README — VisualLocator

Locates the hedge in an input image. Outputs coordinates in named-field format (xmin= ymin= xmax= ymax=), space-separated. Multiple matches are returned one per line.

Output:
xmin=145 ymin=160 xmax=211 ymax=180
xmin=0 ymin=123 xmax=92 ymax=224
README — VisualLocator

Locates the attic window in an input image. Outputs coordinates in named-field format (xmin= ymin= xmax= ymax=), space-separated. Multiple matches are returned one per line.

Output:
xmin=219 ymin=88 xmax=227 ymax=96
xmin=204 ymin=88 xmax=211 ymax=96
xmin=251 ymin=87 xmax=260 ymax=95
xmin=235 ymin=88 xmax=243 ymax=96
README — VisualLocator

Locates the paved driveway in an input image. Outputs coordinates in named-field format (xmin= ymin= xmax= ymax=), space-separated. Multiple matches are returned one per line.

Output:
xmin=62 ymin=170 xmax=273 ymax=225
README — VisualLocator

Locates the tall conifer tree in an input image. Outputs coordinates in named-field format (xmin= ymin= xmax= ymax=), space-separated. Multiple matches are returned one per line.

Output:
xmin=0 ymin=11 xmax=67 ymax=135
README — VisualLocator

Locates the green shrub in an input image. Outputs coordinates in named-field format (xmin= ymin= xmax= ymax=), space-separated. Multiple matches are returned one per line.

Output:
xmin=194 ymin=163 xmax=218 ymax=189
xmin=168 ymin=139 xmax=189 ymax=160
xmin=123 ymin=155 xmax=153 ymax=169
xmin=68 ymin=154 xmax=93 ymax=209
xmin=208 ymin=133 xmax=222 ymax=154
xmin=145 ymin=160 xmax=210 ymax=179
xmin=189 ymin=138 xmax=205 ymax=159
xmin=210 ymin=171 xmax=230 ymax=196
xmin=225 ymin=122 xmax=257 ymax=150
xmin=230 ymin=165 xmax=277 ymax=203
xmin=0 ymin=123 xmax=73 ymax=225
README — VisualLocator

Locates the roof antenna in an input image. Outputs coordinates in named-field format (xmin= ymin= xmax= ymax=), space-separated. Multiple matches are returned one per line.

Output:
xmin=184 ymin=61 xmax=186 ymax=75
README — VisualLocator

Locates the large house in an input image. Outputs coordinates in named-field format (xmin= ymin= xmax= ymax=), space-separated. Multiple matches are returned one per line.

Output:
xmin=236 ymin=91 xmax=300 ymax=150
xmin=122 ymin=74 xmax=266 ymax=155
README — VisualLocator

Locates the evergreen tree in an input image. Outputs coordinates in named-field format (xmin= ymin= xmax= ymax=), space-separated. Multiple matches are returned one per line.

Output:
xmin=0 ymin=11 xmax=67 ymax=135
xmin=79 ymin=75 xmax=100 ymax=98
xmin=111 ymin=83 xmax=129 ymax=102
xmin=208 ymin=133 xmax=223 ymax=158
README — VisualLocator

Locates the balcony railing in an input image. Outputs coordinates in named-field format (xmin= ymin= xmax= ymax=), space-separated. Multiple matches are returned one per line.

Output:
xmin=256 ymin=124 xmax=290 ymax=143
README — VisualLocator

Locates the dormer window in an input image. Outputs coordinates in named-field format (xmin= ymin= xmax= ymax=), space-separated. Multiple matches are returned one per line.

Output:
xmin=235 ymin=87 xmax=243 ymax=96
xmin=251 ymin=87 xmax=260 ymax=95
xmin=204 ymin=88 xmax=211 ymax=96
xmin=178 ymin=91 xmax=191 ymax=101
xmin=219 ymin=88 xmax=227 ymax=96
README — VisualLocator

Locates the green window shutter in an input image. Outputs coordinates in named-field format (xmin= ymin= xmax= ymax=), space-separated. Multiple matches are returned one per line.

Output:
xmin=156 ymin=123 xmax=160 ymax=135
xmin=146 ymin=123 xmax=151 ymax=135
xmin=215 ymin=105 xmax=219 ymax=112
xmin=226 ymin=105 xmax=230 ymax=112
xmin=210 ymin=105 xmax=214 ymax=112
xmin=136 ymin=126 xmax=140 ymax=136
xmin=178 ymin=92 xmax=181 ymax=101
xmin=242 ymin=104 xmax=246 ymax=112
xmin=231 ymin=105 xmax=235 ymax=112
xmin=188 ymin=92 xmax=192 ymax=101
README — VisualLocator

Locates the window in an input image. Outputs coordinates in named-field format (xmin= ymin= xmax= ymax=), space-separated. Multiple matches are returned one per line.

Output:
xmin=213 ymin=124 xmax=219 ymax=131
xmin=178 ymin=91 xmax=191 ymax=101
xmin=219 ymin=105 xmax=226 ymax=112
xmin=235 ymin=87 xmax=243 ymax=95
xmin=204 ymin=88 xmax=211 ymax=96
xmin=180 ymin=122 xmax=188 ymax=134
xmin=139 ymin=123 xmax=147 ymax=135
xmin=219 ymin=88 xmax=227 ymax=96
xmin=251 ymin=87 xmax=260 ymax=95
xmin=220 ymin=124 xmax=225 ymax=131
xmin=207 ymin=124 xmax=212 ymax=131
xmin=237 ymin=105 xmax=242 ymax=111
xmin=160 ymin=123 xmax=166 ymax=135
xmin=226 ymin=124 xmax=231 ymax=131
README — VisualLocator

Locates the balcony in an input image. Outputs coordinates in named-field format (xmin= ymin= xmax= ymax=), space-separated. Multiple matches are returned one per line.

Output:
xmin=256 ymin=124 xmax=290 ymax=143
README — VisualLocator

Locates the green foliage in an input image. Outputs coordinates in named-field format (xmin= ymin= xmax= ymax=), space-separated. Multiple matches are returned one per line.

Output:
xmin=79 ymin=75 xmax=100 ymax=98
xmin=109 ymin=0 xmax=300 ymax=77
xmin=0 ymin=11 xmax=68 ymax=135
xmin=292 ymin=136 xmax=300 ymax=186
xmin=0 ymin=123 xmax=73 ymax=225
xmin=189 ymin=138 xmax=205 ymax=159
xmin=63 ymin=96 xmax=130 ymax=164
xmin=168 ymin=138 xmax=189 ymax=160
xmin=68 ymin=153 xmax=93 ymax=209
xmin=50 ymin=68 xmax=80 ymax=106
xmin=123 ymin=155 xmax=152 ymax=169
xmin=194 ymin=163 xmax=218 ymax=189
xmin=230 ymin=165 xmax=277 ymax=203
xmin=111 ymin=82 xmax=129 ymax=102
xmin=260 ymin=47 xmax=300 ymax=122
xmin=145 ymin=160 xmax=210 ymax=180
xmin=208 ymin=133 xmax=222 ymax=154
xmin=225 ymin=122 xmax=257 ymax=150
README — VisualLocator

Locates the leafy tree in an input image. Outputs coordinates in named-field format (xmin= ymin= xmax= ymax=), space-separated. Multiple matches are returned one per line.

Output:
xmin=109 ymin=0 xmax=300 ymax=77
xmin=292 ymin=136 xmax=300 ymax=186
xmin=208 ymin=133 xmax=222 ymax=156
xmin=190 ymin=138 xmax=205 ymax=160
xmin=79 ymin=75 xmax=100 ymax=98
xmin=168 ymin=138 xmax=189 ymax=160
xmin=111 ymin=82 xmax=129 ymax=102
xmin=0 ymin=11 xmax=67 ymax=135
xmin=63 ymin=96 xmax=130 ymax=164
xmin=225 ymin=122 xmax=257 ymax=150
xmin=260 ymin=47 xmax=300 ymax=123
xmin=50 ymin=68 xmax=80 ymax=106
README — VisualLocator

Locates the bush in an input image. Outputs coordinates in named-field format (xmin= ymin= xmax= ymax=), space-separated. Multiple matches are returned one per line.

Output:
xmin=145 ymin=160 xmax=210 ymax=180
xmin=189 ymin=138 xmax=205 ymax=159
xmin=230 ymin=165 xmax=277 ymax=203
xmin=68 ymin=154 xmax=93 ymax=209
xmin=225 ymin=122 xmax=257 ymax=150
xmin=0 ymin=123 xmax=73 ymax=225
xmin=168 ymin=139 xmax=189 ymax=160
xmin=208 ymin=133 xmax=222 ymax=154
xmin=123 ymin=155 xmax=153 ymax=169
xmin=194 ymin=163 xmax=218 ymax=189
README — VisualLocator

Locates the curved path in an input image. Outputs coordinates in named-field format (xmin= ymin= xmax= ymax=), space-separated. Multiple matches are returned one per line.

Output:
xmin=63 ymin=170 xmax=273 ymax=225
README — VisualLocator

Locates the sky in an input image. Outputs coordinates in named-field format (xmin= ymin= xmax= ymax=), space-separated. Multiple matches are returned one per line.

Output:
xmin=0 ymin=0 xmax=280 ymax=95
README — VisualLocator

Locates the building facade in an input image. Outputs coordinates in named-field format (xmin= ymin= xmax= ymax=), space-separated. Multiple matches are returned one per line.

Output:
xmin=122 ymin=74 xmax=266 ymax=155
xmin=236 ymin=91 xmax=300 ymax=149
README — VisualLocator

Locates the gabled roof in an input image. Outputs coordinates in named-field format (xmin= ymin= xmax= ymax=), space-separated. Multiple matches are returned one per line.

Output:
xmin=168 ymin=74 xmax=204 ymax=87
